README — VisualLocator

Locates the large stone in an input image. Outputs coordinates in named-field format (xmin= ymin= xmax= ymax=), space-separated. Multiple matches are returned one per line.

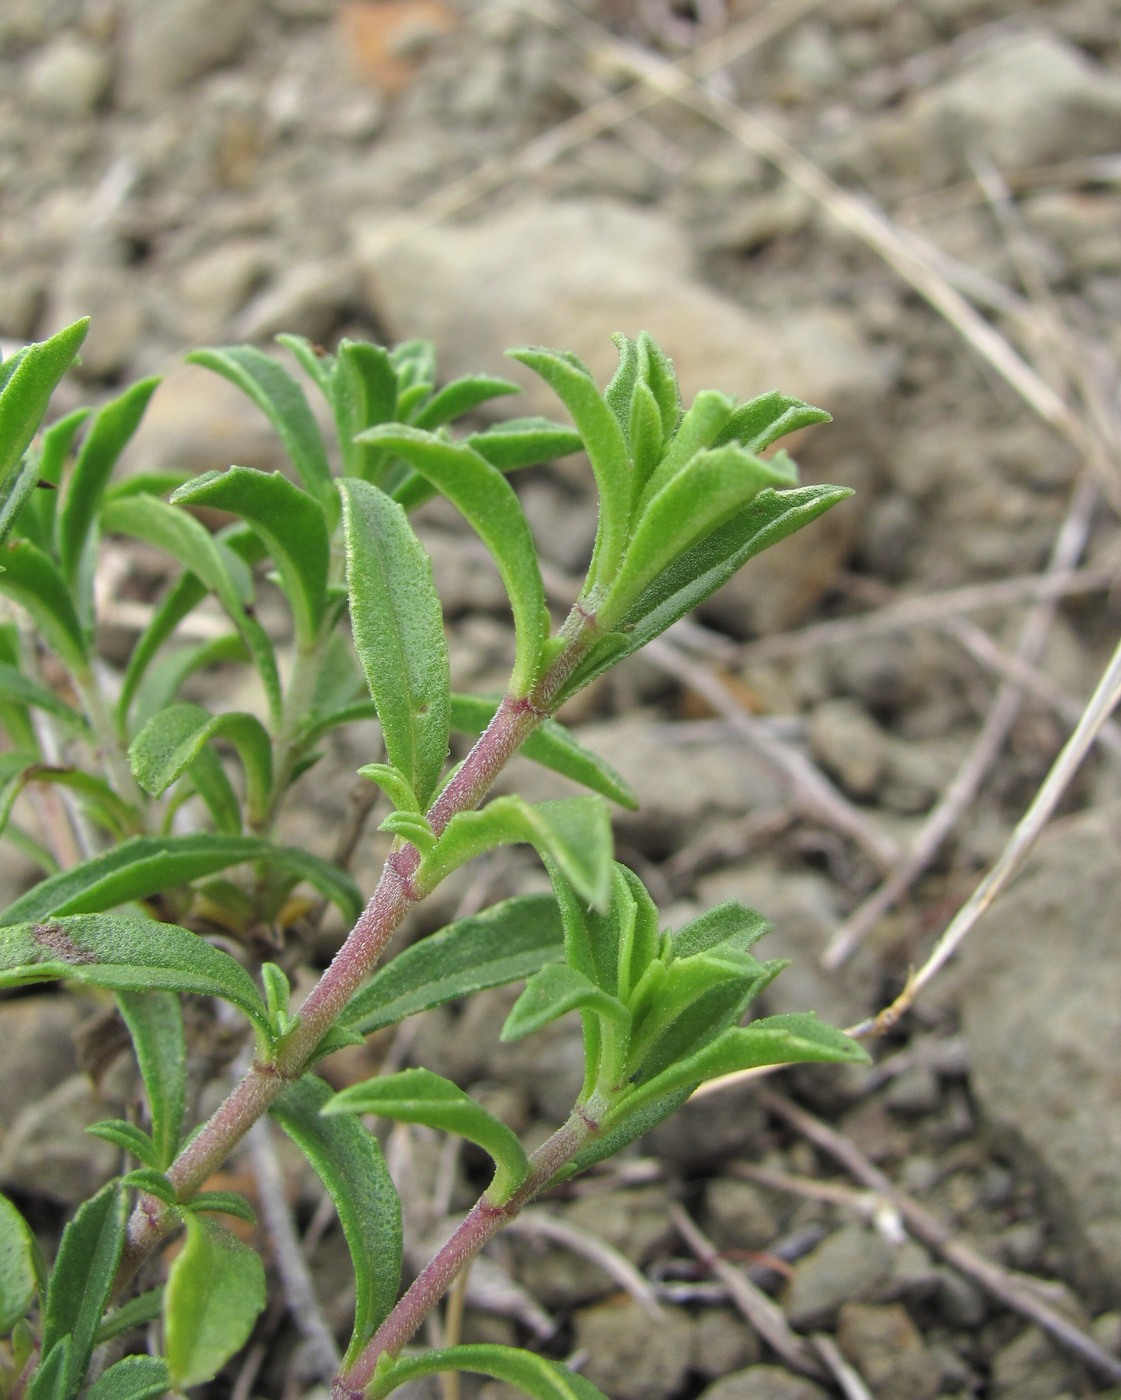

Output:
xmin=571 ymin=1298 xmax=694 ymax=1400
xmin=118 ymin=0 xmax=260 ymax=107
xmin=960 ymin=806 xmax=1121 ymax=1306
xmin=697 ymin=1366 xmax=829 ymax=1400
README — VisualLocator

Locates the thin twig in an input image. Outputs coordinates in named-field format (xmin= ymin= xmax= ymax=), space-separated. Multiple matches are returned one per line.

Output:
xmin=668 ymin=1202 xmax=828 ymax=1382
xmin=505 ymin=1210 xmax=662 ymax=1317
xmin=759 ymin=1090 xmax=1121 ymax=1386
xmin=812 ymin=1332 xmax=875 ymax=1400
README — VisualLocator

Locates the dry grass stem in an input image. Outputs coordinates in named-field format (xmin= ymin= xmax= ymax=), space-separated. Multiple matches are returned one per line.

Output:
xmin=505 ymin=1211 xmax=662 ymax=1316
xmin=812 ymin=1332 xmax=875 ymax=1400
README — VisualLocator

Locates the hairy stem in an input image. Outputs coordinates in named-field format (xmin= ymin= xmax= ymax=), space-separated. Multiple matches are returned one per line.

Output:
xmin=114 ymin=611 xmax=597 ymax=1296
xmin=334 ymin=1111 xmax=597 ymax=1398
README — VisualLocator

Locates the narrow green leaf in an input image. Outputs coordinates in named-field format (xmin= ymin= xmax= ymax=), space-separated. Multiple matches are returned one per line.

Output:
xmin=0 ymin=319 xmax=88 ymax=484
xmin=449 ymin=694 xmax=636 ymax=808
xmin=117 ymin=989 xmax=187 ymax=1168
xmin=501 ymin=963 xmax=629 ymax=1044
xmin=356 ymin=425 xmax=549 ymax=696
xmin=412 ymin=374 xmax=519 ymax=429
xmin=96 ymin=1288 xmax=163 ymax=1346
xmin=507 ymin=346 xmax=632 ymax=589
xmin=602 ymin=445 xmax=797 ymax=626
xmin=118 ymin=1170 xmax=177 ymax=1207
xmin=669 ymin=900 xmax=771 ymax=960
xmin=0 ymin=456 xmax=41 ymax=550
xmin=187 ymin=345 xmax=334 ymax=517
xmin=389 ymin=339 xmax=436 ymax=392
xmin=164 ymin=1214 xmax=265 ymax=1389
xmin=14 ymin=409 xmax=90 ymax=554
xmin=275 ymin=332 xmax=334 ymax=395
xmin=260 ymin=845 xmax=363 ymax=923
xmin=467 ymin=418 xmax=583 ymax=469
xmin=27 ymin=1337 xmax=71 ymax=1400
xmin=129 ymin=701 xmax=273 ymax=826
xmin=182 ymin=744 xmax=243 ymax=835
xmin=187 ymin=1191 xmax=257 ymax=1226
xmin=558 ymin=484 xmax=852 ymax=704
xmin=330 ymin=339 xmax=398 ymax=478
xmin=340 ymin=477 xmax=450 ymax=807
xmin=85 ymin=1120 xmax=161 ymax=1168
xmin=326 ymin=1067 xmax=530 ymax=1202
xmin=0 ymin=539 xmax=87 ymax=675
xmin=634 ymin=389 xmax=734 ymax=509
xmin=557 ymin=1085 xmax=693 ymax=1182
xmin=418 ymin=795 xmax=612 ymax=911
xmin=117 ymin=571 xmax=208 ymax=728
xmin=628 ymin=379 xmax=665 ymax=490
xmin=84 ymin=1355 xmax=171 ymax=1400
xmin=40 ymin=1182 xmax=126 ymax=1396
xmin=0 ymin=764 xmax=137 ymax=846
xmin=341 ymin=893 xmax=564 ymax=1037
xmin=371 ymin=1343 xmax=610 ymax=1400
xmin=613 ymin=1013 xmax=870 ymax=1126
xmin=271 ymin=1074 xmax=401 ymax=1361
xmin=603 ymin=333 xmax=639 ymax=442
xmin=626 ymin=949 xmax=771 ymax=1070
xmin=128 ymin=632 xmax=248 ymax=734
xmin=357 ymin=762 xmax=423 ymax=815
xmin=0 ymin=1193 xmax=38 ymax=1334
xmin=0 ymin=664 xmax=88 ymax=734
xmin=171 ymin=467 xmax=330 ymax=646
xmin=57 ymin=377 xmax=161 ymax=588
xmin=714 ymin=390 xmax=831 ymax=452
xmin=0 ymin=911 xmax=270 ymax=1034
xmin=101 ymin=494 xmax=282 ymax=725
xmin=636 ymin=331 xmax=682 ymax=442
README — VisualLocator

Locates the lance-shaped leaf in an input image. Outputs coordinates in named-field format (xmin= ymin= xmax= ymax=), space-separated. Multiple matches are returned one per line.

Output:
xmin=271 ymin=1074 xmax=401 ymax=1362
xmin=0 ymin=664 xmax=88 ymax=734
xmin=1 ymin=1192 xmax=40 ymax=1335
xmin=628 ymin=379 xmax=665 ymax=489
xmin=449 ymin=694 xmax=636 ymax=808
xmin=412 ymin=373 xmax=519 ymax=429
xmin=188 ymin=345 xmax=334 ymax=518
xmin=86 ymin=1119 xmax=162 ymax=1169
xmin=27 ymin=1339 xmax=71 ymax=1400
xmin=714 ymin=390 xmax=831 ymax=452
xmin=164 ymin=1214 xmax=265 ymax=1390
xmin=329 ymin=339 xmax=398 ymax=478
xmin=611 ymin=1013 xmax=869 ymax=1128
xmin=116 ymin=989 xmax=187 ymax=1168
xmin=0 ymin=456 xmax=41 ymax=552
xmin=369 ymin=1343 xmax=611 ymax=1400
xmin=602 ymin=445 xmax=796 ymax=627
xmin=391 ymin=418 xmax=582 ymax=512
xmin=0 ymin=319 xmax=88 ymax=485
xmin=326 ymin=1067 xmax=530 ymax=1203
xmin=57 ymin=377 xmax=161 ymax=589
xmin=340 ymin=477 xmax=450 ymax=808
xmin=501 ymin=963 xmax=629 ymax=1044
xmin=636 ymin=331 xmax=682 ymax=440
xmin=356 ymin=426 xmax=549 ymax=697
xmin=633 ymin=389 xmax=734 ymax=510
xmin=12 ymin=408 xmax=90 ymax=555
xmin=0 ymin=539 xmax=87 ymax=676
xmin=129 ymin=701 xmax=273 ymax=828
xmin=117 ymin=571 xmax=209 ymax=727
xmin=418 ymin=795 xmax=612 ymax=911
xmin=558 ymin=484 xmax=851 ymax=704
xmin=101 ymin=494 xmax=281 ymax=724
xmin=0 ymin=912 xmax=270 ymax=1035
xmin=508 ymin=346 xmax=632 ymax=589
xmin=39 ymin=1182 xmax=125 ymax=1398
xmin=84 ymin=1355 xmax=171 ymax=1400
xmin=171 ymin=467 xmax=330 ymax=646
xmin=340 ymin=893 xmax=564 ymax=1037
xmin=128 ymin=632 xmax=248 ymax=734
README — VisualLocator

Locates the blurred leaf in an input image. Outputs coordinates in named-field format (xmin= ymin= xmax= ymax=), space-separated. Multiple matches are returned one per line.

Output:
xmin=449 ymin=694 xmax=636 ymax=808
xmin=419 ymin=795 xmax=612 ymax=911
xmin=412 ymin=374 xmax=519 ymax=429
xmin=187 ymin=1191 xmax=257 ymax=1226
xmin=370 ymin=1343 xmax=610 ymax=1400
xmin=0 ymin=763 xmax=137 ymax=845
xmin=164 ymin=1214 xmax=265 ymax=1389
xmin=172 ymin=467 xmax=330 ymax=646
xmin=12 ymin=408 xmax=90 ymax=554
xmin=341 ymin=892 xmax=564 ymax=1037
xmin=0 ymin=911 xmax=270 ymax=1034
xmin=57 ymin=377 xmax=161 ymax=591
xmin=271 ymin=1074 xmax=401 ymax=1362
xmin=0 ymin=1192 xmax=39 ymax=1334
xmin=326 ymin=1067 xmax=530 ymax=1202
xmin=117 ymin=989 xmax=187 ymax=1168
xmin=26 ymin=1337 xmax=70 ymax=1400
xmin=0 ymin=319 xmax=88 ymax=485
xmin=0 ymin=664 xmax=89 ymax=734
xmin=84 ymin=1355 xmax=171 ymax=1400
xmin=340 ymin=478 xmax=450 ymax=808
xmin=0 ymin=539 xmax=88 ymax=676
xmin=129 ymin=701 xmax=272 ymax=827
xmin=330 ymin=339 xmax=399 ymax=479
xmin=188 ymin=345 xmax=334 ymax=519
xmin=0 ymin=456 xmax=41 ymax=552
xmin=392 ymin=418 xmax=583 ymax=511
xmin=94 ymin=1287 xmax=163 ymax=1346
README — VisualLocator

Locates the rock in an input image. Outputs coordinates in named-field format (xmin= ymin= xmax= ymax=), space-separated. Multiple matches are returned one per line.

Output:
xmin=835 ymin=1302 xmax=941 ymax=1400
xmin=24 ymin=35 xmax=112 ymax=117
xmin=696 ymin=1365 xmax=829 ymax=1400
xmin=691 ymin=1307 xmax=761 ymax=1378
xmin=702 ymin=1178 xmax=780 ymax=1254
xmin=783 ymin=1222 xmax=896 ymax=1329
xmin=119 ymin=0 xmax=260 ymax=107
xmin=571 ymin=1298 xmax=694 ymax=1400
xmin=49 ymin=245 xmax=147 ymax=381
xmin=357 ymin=199 xmax=896 ymax=416
xmin=0 ymin=1074 xmax=119 ymax=1206
xmin=885 ymin=31 xmax=1121 ymax=181
xmin=176 ymin=237 xmax=275 ymax=343
xmin=960 ymin=806 xmax=1121 ymax=1306
xmin=0 ymin=996 xmax=84 ymax=1147
xmin=647 ymin=1078 xmax=769 ymax=1172
xmin=809 ymin=697 xmax=886 ymax=800
xmin=989 ymin=1325 xmax=1079 ymax=1400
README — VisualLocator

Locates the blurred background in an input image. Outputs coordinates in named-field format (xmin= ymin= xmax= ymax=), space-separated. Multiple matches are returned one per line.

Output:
xmin=3 ymin=2 xmax=1121 ymax=1397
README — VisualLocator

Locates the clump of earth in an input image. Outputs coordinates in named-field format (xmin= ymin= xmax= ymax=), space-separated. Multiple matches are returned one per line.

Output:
xmin=2 ymin=1 xmax=1121 ymax=1397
